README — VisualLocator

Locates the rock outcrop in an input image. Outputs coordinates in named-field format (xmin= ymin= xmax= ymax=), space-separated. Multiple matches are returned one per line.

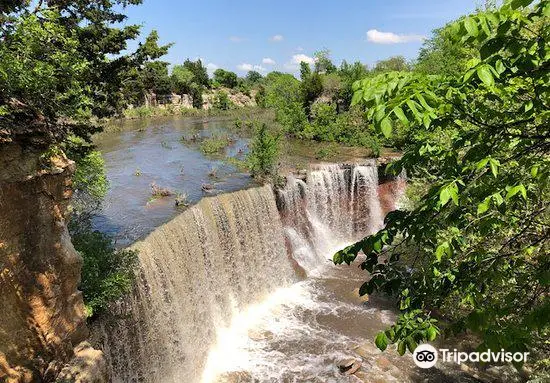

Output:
xmin=0 ymin=143 xmax=88 ymax=382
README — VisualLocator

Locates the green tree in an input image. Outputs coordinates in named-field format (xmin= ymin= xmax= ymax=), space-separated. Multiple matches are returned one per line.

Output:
xmin=171 ymin=65 xmax=195 ymax=95
xmin=213 ymin=68 xmax=238 ymax=88
xmin=415 ymin=23 xmax=477 ymax=77
xmin=0 ymin=1 xmax=153 ymax=318
xmin=246 ymin=70 xmax=263 ymax=84
xmin=314 ymin=49 xmax=337 ymax=74
xmin=338 ymin=60 xmax=369 ymax=108
xmin=120 ymin=30 xmax=172 ymax=105
xmin=263 ymin=73 xmax=308 ymax=135
xmin=337 ymin=0 xmax=549 ymax=364
xmin=183 ymin=58 xmax=210 ymax=87
xmin=247 ymin=123 xmax=280 ymax=180
xmin=213 ymin=90 xmax=232 ymax=110
xmin=372 ymin=56 xmax=410 ymax=73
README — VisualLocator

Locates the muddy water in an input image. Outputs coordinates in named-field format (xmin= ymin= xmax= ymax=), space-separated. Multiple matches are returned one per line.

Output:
xmin=93 ymin=117 xmax=252 ymax=245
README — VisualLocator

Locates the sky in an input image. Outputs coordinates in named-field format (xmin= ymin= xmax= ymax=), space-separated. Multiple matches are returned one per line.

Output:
xmin=122 ymin=0 xmax=480 ymax=75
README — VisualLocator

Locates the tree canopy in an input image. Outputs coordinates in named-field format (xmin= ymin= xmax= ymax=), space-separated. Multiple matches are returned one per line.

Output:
xmin=0 ymin=0 xmax=169 ymax=146
xmin=335 ymin=0 xmax=549 ymax=359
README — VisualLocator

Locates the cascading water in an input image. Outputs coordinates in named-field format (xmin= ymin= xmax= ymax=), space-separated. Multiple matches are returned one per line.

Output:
xmin=95 ymin=162 xmax=408 ymax=383
xmin=277 ymin=161 xmax=384 ymax=274
xmin=95 ymin=186 xmax=295 ymax=383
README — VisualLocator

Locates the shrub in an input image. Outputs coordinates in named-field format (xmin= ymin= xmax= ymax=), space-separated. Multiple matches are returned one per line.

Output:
xmin=213 ymin=90 xmax=233 ymax=110
xmin=72 ymin=230 xmax=138 ymax=318
xmin=200 ymin=135 xmax=230 ymax=154
xmin=247 ymin=123 xmax=279 ymax=180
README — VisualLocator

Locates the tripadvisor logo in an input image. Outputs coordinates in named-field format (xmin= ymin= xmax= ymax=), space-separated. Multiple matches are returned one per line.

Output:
xmin=413 ymin=344 xmax=438 ymax=368
xmin=412 ymin=344 xmax=529 ymax=369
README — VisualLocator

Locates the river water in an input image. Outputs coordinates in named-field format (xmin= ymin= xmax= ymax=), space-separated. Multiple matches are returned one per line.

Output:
xmin=92 ymin=117 xmax=484 ymax=383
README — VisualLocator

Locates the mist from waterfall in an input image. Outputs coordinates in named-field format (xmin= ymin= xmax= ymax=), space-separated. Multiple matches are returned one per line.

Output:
xmin=95 ymin=162 xmax=389 ymax=382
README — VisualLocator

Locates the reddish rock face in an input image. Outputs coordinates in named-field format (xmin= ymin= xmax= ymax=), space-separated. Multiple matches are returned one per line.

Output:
xmin=0 ymin=144 xmax=88 ymax=382
xmin=378 ymin=178 xmax=406 ymax=216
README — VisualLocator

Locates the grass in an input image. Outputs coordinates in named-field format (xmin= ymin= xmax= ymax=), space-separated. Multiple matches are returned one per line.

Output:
xmin=200 ymin=135 xmax=231 ymax=155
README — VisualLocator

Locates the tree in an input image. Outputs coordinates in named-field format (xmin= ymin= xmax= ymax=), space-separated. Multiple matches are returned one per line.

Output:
xmin=372 ymin=56 xmax=410 ymax=73
xmin=336 ymin=0 xmax=549 ymax=364
xmin=300 ymin=61 xmax=312 ymax=80
xmin=213 ymin=68 xmax=238 ymax=88
xmin=338 ymin=60 xmax=369 ymax=109
xmin=246 ymin=70 xmax=263 ymax=84
xmin=171 ymin=65 xmax=195 ymax=95
xmin=314 ymin=49 xmax=337 ymax=74
xmin=415 ymin=23 xmax=477 ymax=77
xmin=0 ymin=1 xmax=156 ymax=321
xmin=122 ymin=30 xmax=172 ymax=105
xmin=183 ymin=58 xmax=210 ymax=87
xmin=247 ymin=123 xmax=280 ymax=180
xmin=213 ymin=90 xmax=232 ymax=110
xmin=263 ymin=73 xmax=308 ymax=135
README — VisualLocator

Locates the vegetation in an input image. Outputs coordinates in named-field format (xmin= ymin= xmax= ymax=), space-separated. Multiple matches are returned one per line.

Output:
xmin=247 ymin=123 xmax=280 ymax=180
xmin=72 ymin=230 xmax=138 ymax=318
xmin=200 ymin=135 xmax=231 ymax=155
xmin=334 ymin=0 xmax=549 ymax=373
xmin=213 ymin=90 xmax=233 ymax=110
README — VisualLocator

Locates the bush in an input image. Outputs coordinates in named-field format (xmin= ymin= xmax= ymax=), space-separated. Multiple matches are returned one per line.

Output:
xmin=247 ymin=123 xmax=279 ymax=180
xmin=72 ymin=230 xmax=138 ymax=318
xmin=200 ymin=135 xmax=230 ymax=154
xmin=213 ymin=90 xmax=233 ymax=110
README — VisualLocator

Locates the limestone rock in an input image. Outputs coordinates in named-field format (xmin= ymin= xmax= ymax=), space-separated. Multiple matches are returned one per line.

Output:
xmin=55 ymin=342 xmax=108 ymax=383
xmin=0 ymin=144 xmax=88 ymax=381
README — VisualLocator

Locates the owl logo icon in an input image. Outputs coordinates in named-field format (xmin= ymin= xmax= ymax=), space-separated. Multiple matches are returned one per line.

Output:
xmin=413 ymin=344 xmax=438 ymax=368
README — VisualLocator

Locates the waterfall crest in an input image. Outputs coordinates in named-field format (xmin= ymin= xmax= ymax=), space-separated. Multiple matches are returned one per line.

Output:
xmin=95 ymin=162 xmax=389 ymax=382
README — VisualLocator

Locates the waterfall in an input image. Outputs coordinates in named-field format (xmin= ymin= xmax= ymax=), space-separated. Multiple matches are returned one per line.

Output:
xmin=95 ymin=162 xmax=388 ymax=382
xmin=277 ymin=162 xmax=383 ymax=274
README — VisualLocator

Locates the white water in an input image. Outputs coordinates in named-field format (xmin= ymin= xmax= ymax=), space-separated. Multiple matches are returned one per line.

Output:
xmin=96 ymin=162 xmax=410 ymax=383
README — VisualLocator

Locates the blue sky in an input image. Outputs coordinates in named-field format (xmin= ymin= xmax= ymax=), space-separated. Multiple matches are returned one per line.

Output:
xmin=122 ymin=0 xmax=479 ymax=75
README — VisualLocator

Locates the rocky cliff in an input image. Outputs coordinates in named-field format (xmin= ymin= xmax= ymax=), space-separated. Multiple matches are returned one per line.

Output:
xmin=0 ymin=143 xmax=89 ymax=382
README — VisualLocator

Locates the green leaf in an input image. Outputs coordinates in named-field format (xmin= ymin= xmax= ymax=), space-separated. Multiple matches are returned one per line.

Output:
xmin=397 ymin=341 xmax=406 ymax=355
xmin=375 ymin=332 xmax=388 ymax=351
xmin=477 ymin=198 xmax=490 ymax=215
xmin=464 ymin=17 xmax=479 ymax=37
xmin=380 ymin=118 xmax=392 ymax=138
xmin=510 ymin=0 xmax=534 ymax=9
xmin=440 ymin=187 xmax=451 ymax=207
xmin=427 ymin=326 xmax=438 ymax=341
xmin=506 ymin=184 xmax=527 ymax=201
xmin=477 ymin=65 xmax=494 ymax=86
xmin=351 ymin=90 xmax=363 ymax=105
xmin=489 ymin=158 xmax=500 ymax=177
xmin=393 ymin=106 xmax=409 ymax=127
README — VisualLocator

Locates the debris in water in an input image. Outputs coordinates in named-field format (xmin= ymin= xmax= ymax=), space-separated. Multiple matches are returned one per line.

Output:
xmin=201 ymin=183 xmax=215 ymax=193
xmin=151 ymin=182 xmax=173 ymax=197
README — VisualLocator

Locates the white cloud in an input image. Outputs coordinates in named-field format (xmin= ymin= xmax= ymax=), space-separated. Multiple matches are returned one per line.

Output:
xmin=237 ymin=63 xmax=254 ymax=71
xmin=270 ymin=34 xmax=284 ymax=42
xmin=229 ymin=36 xmax=245 ymax=43
xmin=366 ymin=29 xmax=425 ymax=44
xmin=253 ymin=65 xmax=266 ymax=73
xmin=206 ymin=62 xmax=218 ymax=75
xmin=237 ymin=63 xmax=267 ymax=73
xmin=296 ymin=46 xmax=304 ymax=52
xmin=291 ymin=54 xmax=315 ymax=65
xmin=262 ymin=57 xmax=276 ymax=65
